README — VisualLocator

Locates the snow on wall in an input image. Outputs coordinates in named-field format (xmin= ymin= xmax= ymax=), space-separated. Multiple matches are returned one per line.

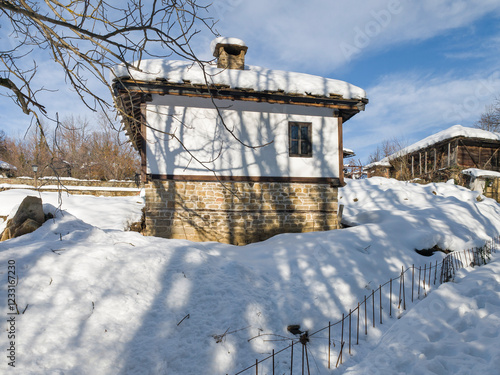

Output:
xmin=112 ymin=60 xmax=366 ymax=100
xmin=145 ymin=95 xmax=340 ymax=178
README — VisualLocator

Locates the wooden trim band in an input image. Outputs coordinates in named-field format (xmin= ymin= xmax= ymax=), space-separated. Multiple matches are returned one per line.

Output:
xmin=113 ymin=80 xmax=367 ymax=122
xmin=148 ymin=174 xmax=341 ymax=186
xmin=152 ymin=209 xmax=338 ymax=214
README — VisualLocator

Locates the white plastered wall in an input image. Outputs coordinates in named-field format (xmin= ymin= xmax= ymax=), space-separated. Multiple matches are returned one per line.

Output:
xmin=145 ymin=94 xmax=340 ymax=178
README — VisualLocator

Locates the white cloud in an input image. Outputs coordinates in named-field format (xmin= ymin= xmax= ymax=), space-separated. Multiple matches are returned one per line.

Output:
xmin=212 ymin=0 xmax=500 ymax=73
xmin=344 ymin=70 xmax=500 ymax=162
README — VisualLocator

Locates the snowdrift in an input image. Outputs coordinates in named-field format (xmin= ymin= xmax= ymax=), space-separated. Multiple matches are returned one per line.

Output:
xmin=0 ymin=178 xmax=499 ymax=374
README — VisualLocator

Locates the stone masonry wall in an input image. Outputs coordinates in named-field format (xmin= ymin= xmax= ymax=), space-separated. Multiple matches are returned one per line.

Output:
xmin=0 ymin=177 xmax=140 ymax=197
xmin=1 ymin=177 xmax=137 ymax=188
xmin=144 ymin=180 xmax=339 ymax=245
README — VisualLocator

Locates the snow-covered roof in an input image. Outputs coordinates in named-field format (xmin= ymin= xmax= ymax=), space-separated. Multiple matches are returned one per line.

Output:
xmin=343 ymin=148 xmax=356 ymax=158
xmin=462 ymin=168 xmax=500 ymax=179
xmin=210 ymin=37 xmax=247 ymax=55
xmin=365 ymin=125 xmax=500 ymax=170
xmin=112 ymin=60 xmax=367 ymax=100
xmin=363 ymin=160 xmax=391 ymax=170
xmin=399 ymin=125 xmax=500 ymax=154
xmin=0 ymin=160 xmax=16 ymax=171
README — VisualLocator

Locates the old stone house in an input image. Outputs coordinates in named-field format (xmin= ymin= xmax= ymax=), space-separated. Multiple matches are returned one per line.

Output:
xmin=112 ymin=37 xmax=368 ymax=245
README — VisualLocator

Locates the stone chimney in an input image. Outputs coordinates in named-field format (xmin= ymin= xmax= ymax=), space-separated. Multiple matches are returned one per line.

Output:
xmin=211 ymin=37 xmax=248 ymax=70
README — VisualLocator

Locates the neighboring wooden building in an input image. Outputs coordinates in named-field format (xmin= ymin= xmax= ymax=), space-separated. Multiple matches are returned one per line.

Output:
xmin=364 ymin=160 xmax=391 ymax=179
xmin=365 ymin=125 xmax=500 ymax=184
xmin=0 ymin=160 xmax=16 ymax=178
xmin=112 ymin=37 xmax=368 ymax=245
xmin=342 ymin=150 xmax=366 ymax=179
xmin=462 ymin=168 xmax=500 ymax=202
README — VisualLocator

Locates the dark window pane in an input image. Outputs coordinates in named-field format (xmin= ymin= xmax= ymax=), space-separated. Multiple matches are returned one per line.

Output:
xmin=290 ymin=125 xmax=299 ymax=140
xmin=301 ymin=139 xmax=310 ymax=155
xmin=291 ymin=140 xmax=299 ymax=155
xmin=301 ymin=125 xmax=309 ymax=142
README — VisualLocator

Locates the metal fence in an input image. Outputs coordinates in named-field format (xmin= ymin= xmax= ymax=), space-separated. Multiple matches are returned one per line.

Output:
xmin=232 ymin=237 xmax=498 ymax=375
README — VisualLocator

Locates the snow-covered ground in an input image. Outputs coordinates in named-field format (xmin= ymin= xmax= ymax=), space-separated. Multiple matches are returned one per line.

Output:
xmin=341 ymin=260 xmax=500 ymax=375
xmin=0 ymin=178 xmax=499 ymax=374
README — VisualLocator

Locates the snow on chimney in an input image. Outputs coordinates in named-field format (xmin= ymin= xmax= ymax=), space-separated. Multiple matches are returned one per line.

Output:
xmin=211 ymin=37 xmax=248 ymax=70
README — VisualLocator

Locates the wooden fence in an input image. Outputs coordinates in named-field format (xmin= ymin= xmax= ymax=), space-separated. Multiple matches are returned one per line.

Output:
xmin=232 ymin=238 xmax=497 ymax=375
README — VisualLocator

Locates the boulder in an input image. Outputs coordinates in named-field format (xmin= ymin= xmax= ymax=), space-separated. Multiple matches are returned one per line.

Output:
xmin=0 ymin=196 xmax=45 ymax=241
xmin=0 ymin=225 xmax=12 ymax=241
xmin=13 ymin=218 xmax=42 ymax=238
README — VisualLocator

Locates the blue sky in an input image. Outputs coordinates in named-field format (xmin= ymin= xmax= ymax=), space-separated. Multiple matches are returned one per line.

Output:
xmin=2 ymin=0 xmax=500 ymax=163
xmin=208 ymin=0 xmax=500 ymax=163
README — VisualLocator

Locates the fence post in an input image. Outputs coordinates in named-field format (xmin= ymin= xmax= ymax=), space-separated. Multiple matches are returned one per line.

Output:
xmin=440 ymin=259 xmax=444 ymax=284
xmin=364 ymin=295 xmax=367 ymax=335
xmin=349 ymin=310 xmax=352 ymax=355
xmin=427 ymin=263 xmax=431 ymax=289
xmin=372 ymin=290 xmax=375 ymax=328
xmin=341 ymin=314 xmax=344 ymax=365
xmin=357 ymin=302 xmax=360 ymax=345
xmin=402 ymin=267 xmax=406 ymax=310
xmin=412 ymin=265 xmax=415 ymax=302
xmin=379 ymin=285 xmax=383 ymax=324
xmin=398 ymin=272 xmax=402 ymax=309
xmin=389 ymin=278 xmax=392 ymax=317
xmin=305 ymin=344 xmax=310 ymax=375
xmin=328 ymin=322 xmax=331 ymax=369
xmin=418 ymin=266 xmax=421 ymax=298
xmin=290 ymin=342 xmax=293 ymax=375
xmin=336 ymin=342 xmax=345 ymax=368
xmin=272 ymin=349 xmax=275 ymax=375
xmin=423 ymin=263 xmax=427 ymax=297
xmin=302 ymin=343 xmax=304 ymax=375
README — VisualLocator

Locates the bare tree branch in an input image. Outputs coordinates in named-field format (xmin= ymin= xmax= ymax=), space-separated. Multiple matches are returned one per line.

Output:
xmin=1 ymin=1 xmax=274 ymax=181
xmin=0 ymin=0 xmax=217 ymax=120
xmin=474 ymin=98 xmax=500 ymax=133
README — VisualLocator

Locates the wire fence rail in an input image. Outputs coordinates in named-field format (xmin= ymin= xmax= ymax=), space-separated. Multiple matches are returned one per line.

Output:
xmin=231 ymin=237 xmax=498 ymax=375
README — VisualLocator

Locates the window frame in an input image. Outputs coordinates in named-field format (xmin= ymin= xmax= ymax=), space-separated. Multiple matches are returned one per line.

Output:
xmin=289 ymin=121 xmax=313 ymax=158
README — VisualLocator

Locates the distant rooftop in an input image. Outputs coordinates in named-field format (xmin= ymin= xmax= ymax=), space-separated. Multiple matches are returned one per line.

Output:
xmin=0 ymin=160 xmax=16 ymax=171
xmin=365 ymin=125 xmax=500 ymax=170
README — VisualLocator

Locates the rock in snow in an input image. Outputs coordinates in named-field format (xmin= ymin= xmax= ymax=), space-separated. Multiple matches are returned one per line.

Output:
xmin=1 ymin=196 xmax=45 ymax=241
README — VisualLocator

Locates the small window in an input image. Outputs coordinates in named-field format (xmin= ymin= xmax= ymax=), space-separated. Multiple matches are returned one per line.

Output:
xmin=289 ymin=122 xmax=312 ymax=157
